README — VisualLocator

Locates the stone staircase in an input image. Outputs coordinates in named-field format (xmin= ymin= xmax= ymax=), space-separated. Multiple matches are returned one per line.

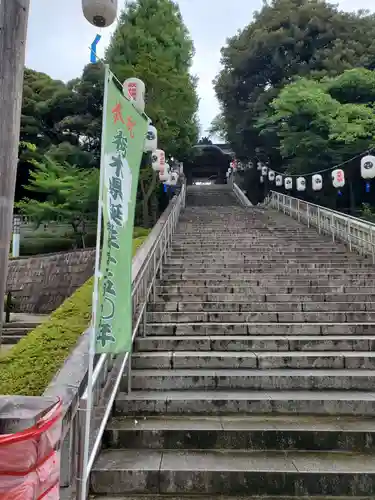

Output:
xmin=91 ymin=185 xmax=375 ymax=498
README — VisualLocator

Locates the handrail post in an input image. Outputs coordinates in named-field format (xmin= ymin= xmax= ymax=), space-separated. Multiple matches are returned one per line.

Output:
xmin=317 ymin=207 xmax=321 ymax=234
xmin=306 ymin=204 xmax=310 ymax=228
xmin=348 ymin=220 xmax=352 ymax=252
xmin=332 ymin=213 xmax=335 ymax=242
xmin=297 ymin=199 xmax=300 ymax=222
xmin=76 ymin=398 xmax=88 ymax=500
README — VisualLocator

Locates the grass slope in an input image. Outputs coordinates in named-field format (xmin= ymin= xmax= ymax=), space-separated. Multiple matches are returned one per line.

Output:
xmin=0 ymin=235 xmax=149 ymax=396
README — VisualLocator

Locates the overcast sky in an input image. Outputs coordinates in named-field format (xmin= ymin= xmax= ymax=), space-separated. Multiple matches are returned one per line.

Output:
xmin=26 ymin=0 xmax=374 ymax=137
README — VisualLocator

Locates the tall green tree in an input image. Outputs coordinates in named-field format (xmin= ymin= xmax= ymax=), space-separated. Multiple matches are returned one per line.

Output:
xmin=106 ymin=0 xmax=199 ymax=159
xmin=258 ymin=68 xmax=375 ymax=210
xmin=17 ymin=69 xmax=72 ymax=200
xmin=106 ymin=0 xmax=199 ymax=225
xmin=215 ymin=0 xmax=375 ymax=162
xmin=17 ymin=156 xmax=99 ymax=247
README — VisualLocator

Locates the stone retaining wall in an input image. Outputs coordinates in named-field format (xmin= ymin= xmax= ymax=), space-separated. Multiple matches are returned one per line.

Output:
xmin=7 ymin=249 xmax=95 ymax=314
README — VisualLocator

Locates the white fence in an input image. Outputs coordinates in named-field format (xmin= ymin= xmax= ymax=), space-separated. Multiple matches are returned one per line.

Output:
xmin=269 ymin=191 xmax=375 ymax=262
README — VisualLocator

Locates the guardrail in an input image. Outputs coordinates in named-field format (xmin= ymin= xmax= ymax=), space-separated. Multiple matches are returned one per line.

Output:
xmin=76 ymin=183 xmax=186 ymax=499
xmin=269 ymin=191 xmax=375 ymax=262
xmin=232 ymin=180 xmax=252 ymax=207
xmin=44 ymin=184 xmax=186 ymax=500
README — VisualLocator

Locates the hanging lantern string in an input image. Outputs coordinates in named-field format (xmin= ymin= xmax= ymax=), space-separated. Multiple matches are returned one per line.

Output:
xmin=268 ymin=146 xmax=375 ymax=178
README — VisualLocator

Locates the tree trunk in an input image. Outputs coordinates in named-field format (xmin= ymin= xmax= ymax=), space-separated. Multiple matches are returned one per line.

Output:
xmin=140 ymin=171 xmax=157 ymax=228
xmin=0 ymin=0 xmax=30 ymax=342
xmin=150 ymin=192 xmax=158 ymax=225
xmin=142 ymin=198 xmax=150 ymax=228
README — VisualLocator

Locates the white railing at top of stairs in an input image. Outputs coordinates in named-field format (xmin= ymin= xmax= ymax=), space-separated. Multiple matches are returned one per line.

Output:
xmin=268 ymin=190 xmax=375 ymax=263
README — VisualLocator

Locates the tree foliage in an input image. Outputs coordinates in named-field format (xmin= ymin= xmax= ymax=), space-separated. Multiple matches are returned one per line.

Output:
xmin=215 ymin=0 xmax=375 ymax=163
xmin=105 ymin=0 xmax=199 ymax=225
xmin=106 ymin=0 xmax=199 ymax=160
xmin=17 ymin=157 xmax=99 ymax=247
xmin=258 ymin=70 xmax=375 ymax=175
xmin=208 ymin=113 xmax=227 ymax=141
xmin=18 ymin=1 xmax=198 ymax=229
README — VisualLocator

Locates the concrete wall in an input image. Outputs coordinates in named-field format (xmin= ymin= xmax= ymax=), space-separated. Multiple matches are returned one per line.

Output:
xmin=7 ymin=249 xmax=95 ymax=314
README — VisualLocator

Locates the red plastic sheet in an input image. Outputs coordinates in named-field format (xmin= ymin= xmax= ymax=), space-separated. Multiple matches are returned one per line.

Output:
xmin=0 ymin=399 xmax=62 ymax=500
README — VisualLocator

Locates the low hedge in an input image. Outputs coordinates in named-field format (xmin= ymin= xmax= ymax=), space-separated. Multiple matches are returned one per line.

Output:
xmin=0 ymin=234 xmax=149 ymax=396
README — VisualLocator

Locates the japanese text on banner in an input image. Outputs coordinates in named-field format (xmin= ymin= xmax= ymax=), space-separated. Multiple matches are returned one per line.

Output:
xmin=95 ymin=70 xmax=148 ymax=353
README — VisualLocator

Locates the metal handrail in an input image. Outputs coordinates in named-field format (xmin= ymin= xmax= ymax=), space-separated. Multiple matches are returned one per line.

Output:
xmin=75 ymin=183 xmax=186 ymax=499
xmin=270 ymin=191 xmax=375 ymax=228
xmin=269 ymin=191 xmax=375 ymax=262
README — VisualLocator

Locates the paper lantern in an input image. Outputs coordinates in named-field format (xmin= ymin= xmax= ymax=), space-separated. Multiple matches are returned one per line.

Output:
xmin=257 ymin=162 xmax=262 ymax=171
xmin=167 ymin=172 xmax=179 ymax=186
xmin=82 ymin=0 xmax=117 ymax=27
xmin=261 ymin=166 xmax=268 ymax=176
xmin=312 ymin=174 xmax=323 ymax=191
xmin=144 ymin=125 xmax=157 ymax=153
xmin=296 ymin=176 xmax=306 ymax=191
xmin=151 ymin=149 xmax=165 ymax=172
xmin=275 ymin=175 xmax=283 ymax=187
xmin=123 ymin=78 xmax=145 ymax=112
xmin=332 ymin=168 xmax=345 ymax=188
xmin=268 ymin=170 xmax=275 ymax=181
xmin=361 ymin=155 xmax=375 ymax=180
xmin=284 ymin=177 xmax=292 ymax=190
xmin=159 ymin=162 xmax=170 ymax=182
xmin=260 ymin=176 xmax=264 ymax=184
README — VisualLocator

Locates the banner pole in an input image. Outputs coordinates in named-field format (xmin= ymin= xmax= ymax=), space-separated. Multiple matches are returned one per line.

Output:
xmin=79 ymin=64 xmax=111 ymax=500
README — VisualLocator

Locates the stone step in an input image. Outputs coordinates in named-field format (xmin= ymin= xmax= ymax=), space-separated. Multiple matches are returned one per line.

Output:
xmin=154 ymin=293 xmax=375 ymax=303
xmin=131 ymin=351 xmax=375 ymax=370
xmin=171 ymin=241 xmax=366 ymax=248
xmin=1 ymin=334 xmax=24 ymax=344
xmin=168 ymin=252 xmax=370 ymax=258
xmin=91 ymin=448 xmax=375 ymax=496
xmin=163 ymin=263 xmax=374 ymax=280
xmin=128 ymin=368 xmax=375 ymax=391
xmin=114 ymin=390 xmax=375 ymax=416
xmin=165 ymin=260 xmax=370 ymax=268
xmin=171 ymin=247 xmax=354 ymax=254
xmin=166 ymin=263 xmax=365 ymax=271
xmin=149 ymin=302 xmax=375 ymax=313
xmin=162 ymin=272 xmax=375 ymax=280
xmin=104 ymin=414 xmax=375 ymax=451
xmin=169 ymin=255 xmax=370 ymax=264
xmin=145 ymin=323 xmax=375 ymax=336
xmin=135 ymin=335 xmax=375 ymax=352
xmin=89 ymin=496 xmax=375 ymax=500
xmin=164 ymin=264 xmax=374 ymax=274
xmin=163 ymin=270 xmax=373 ymax=280
xmin=157 ymin=284 xmax=375 ymax=294
xmin=171 ymin=240 xmax=348 ymax=247
xmin=2 ymin=322 xmax=39 ymax=329
xmin=164 ymin=274 xmax=373 ymax=284
xmin=173 ymin=234 xmax=344 ymax=240
xmin=1 ymin=326 xmax=31 ymax=334
xmin=146 ymin=311 xmax=375 ymax=323
xmin=162 ymin=275 xmax=375 ymax=285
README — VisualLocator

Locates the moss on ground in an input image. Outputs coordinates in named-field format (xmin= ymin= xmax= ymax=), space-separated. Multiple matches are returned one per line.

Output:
xmin=0 ymin=234 xmax=149 ymax=396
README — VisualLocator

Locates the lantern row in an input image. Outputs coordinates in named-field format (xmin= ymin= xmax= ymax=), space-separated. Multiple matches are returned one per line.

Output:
xmin=257 ymin=155 xmax=375 ymax=189
xmin=123 ymin=77 xmax=180 ymax=186
xmin=257 ymin=155 xmax=375 ymax=191
xmin=259 ymin=167 xmax=344 ymax=190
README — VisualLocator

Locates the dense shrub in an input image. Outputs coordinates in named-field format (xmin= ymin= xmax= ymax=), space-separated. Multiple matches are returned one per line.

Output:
xmin=0 ymin=234 xmax=149 ymax=396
